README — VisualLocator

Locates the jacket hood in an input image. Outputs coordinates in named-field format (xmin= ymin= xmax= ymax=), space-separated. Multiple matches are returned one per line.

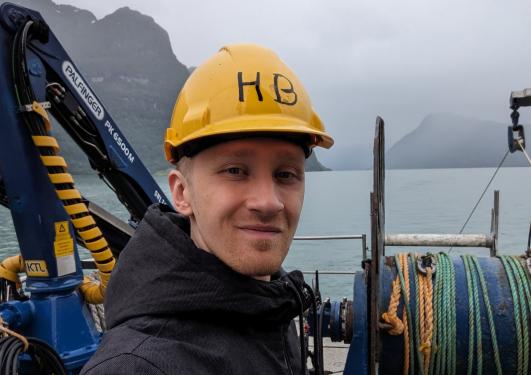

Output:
xmin=104 ymin=204 xmax=307 ymax=329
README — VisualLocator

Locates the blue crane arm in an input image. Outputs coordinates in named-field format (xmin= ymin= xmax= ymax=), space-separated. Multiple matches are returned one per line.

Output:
xmin=0 ymin=3 xmax=174 ymax=372
xmin=0 ymin=2 xmax=170 ymax=225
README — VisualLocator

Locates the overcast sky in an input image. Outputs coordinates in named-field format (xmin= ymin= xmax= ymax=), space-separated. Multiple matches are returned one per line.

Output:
xmin=57 ymin=0 xmax=531 ymax=169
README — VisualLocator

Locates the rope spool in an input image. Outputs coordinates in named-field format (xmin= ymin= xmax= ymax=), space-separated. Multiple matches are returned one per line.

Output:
xmin=380 ymin=253 xmax=530 ymax=375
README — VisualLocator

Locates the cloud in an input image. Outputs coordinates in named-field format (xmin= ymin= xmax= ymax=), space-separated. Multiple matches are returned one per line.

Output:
xmin=57 ymin=0 xmax=531 ymax=169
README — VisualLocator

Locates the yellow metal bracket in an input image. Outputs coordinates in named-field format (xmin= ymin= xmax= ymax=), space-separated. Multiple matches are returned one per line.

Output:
xmin=18 ymin=101 xmax=52 ymax=131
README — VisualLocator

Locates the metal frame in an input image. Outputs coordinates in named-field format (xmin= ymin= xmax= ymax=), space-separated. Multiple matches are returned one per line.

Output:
xmin=368 ymin=117 xmax=504 ymax=375
xmin=0 ymin=4 xmax=171 ymax=372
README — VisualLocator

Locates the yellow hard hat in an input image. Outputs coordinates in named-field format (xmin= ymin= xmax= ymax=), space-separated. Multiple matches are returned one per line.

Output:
xmin=164 ymin=43 xmax=334 ymax=163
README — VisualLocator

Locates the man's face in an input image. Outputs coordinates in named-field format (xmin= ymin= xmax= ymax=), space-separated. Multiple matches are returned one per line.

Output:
xmin=168 ymin=138 xmax=306 ymax=281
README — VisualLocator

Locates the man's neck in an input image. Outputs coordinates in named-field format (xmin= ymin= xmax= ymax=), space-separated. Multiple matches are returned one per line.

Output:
xmin=253 ymin=275 xmax=271 ymax=282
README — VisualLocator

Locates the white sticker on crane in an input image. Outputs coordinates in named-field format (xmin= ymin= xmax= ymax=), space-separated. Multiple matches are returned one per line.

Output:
xmin=54 ymin=221 xmax=76 ymax=276
xmin=62 ymin=61 xmax=105 ymax=121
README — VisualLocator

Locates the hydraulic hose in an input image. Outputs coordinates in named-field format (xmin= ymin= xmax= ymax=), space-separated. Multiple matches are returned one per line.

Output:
xmin=0 ymin=318 xmax=66 ymax=375
xmin=0 ymin=256 xmax=24 ymax=285
xmin=0 ymin=335 xmax=66 ymax=375
xmin=0 ymin=255 xmax=26 ymax=303
xmin=38 ymin=139 xmax=115 ymax=304
xmin=11 ymin=20 xmax=115 ymax=304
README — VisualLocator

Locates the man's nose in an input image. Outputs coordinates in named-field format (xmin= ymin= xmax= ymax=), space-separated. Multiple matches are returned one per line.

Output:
xmin=245 ymin=177 xmax=284 ymax=216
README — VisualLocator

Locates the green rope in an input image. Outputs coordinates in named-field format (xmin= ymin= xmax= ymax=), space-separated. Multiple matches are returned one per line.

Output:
xmin=430 ymin=253 xmax=441 ymax=374
xmin=470 ymin=256 xmax=502 ymax=375
xmin=509 ymin=257 xmax=531 ymax=318
xmin=431 ymin=253 xmax=456 ymax=375
xmin=471 ymin=257 xmax=483 ymax=375
xmin=430 ymin=255 xmax=442 ymax=375
xmin=500 ymin=256 xmax=524 ymax=374
xmin=509 ymin=257 xmax=529 ymax=375
xmin=445 ymin=253 xmax=456 ymax=374
xmin=500 ymin=255 xmax=530 ymax=375
xmin=448 ymin=255 xmax=457 ymax=374
xmin=393 ymin=253 xmax=529 ymax=374
xmin=462 ymin=255 xmax=478 ymax=375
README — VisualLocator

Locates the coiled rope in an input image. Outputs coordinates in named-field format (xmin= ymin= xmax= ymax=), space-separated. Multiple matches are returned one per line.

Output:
xmin=414 ymin=256 xmax=434 ymax=374
xmin=499 ymin=255 xmax=530 ymax=375
xmin=381 ymin=253 xmax=530 ymax=375
xmin=462 ymin=255 xmax=502 ymax=375
xmin=0 ymin=317 xmax=66 ymax=374
xmin=0 ymin=317 xmax=28 ymax=352
xmin=86 ymin=272 xmax=107 ymax=332
xmin=381 ymin=253 xmax=415 ymax=375
xmin=430 ymin=253 xmax=456 ymax=375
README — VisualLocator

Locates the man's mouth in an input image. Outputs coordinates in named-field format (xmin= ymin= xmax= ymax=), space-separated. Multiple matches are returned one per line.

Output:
xmin=237 ymin=225 xmax=284 ymax=240
xmin=238 ymin=225 xmax=282 ymax=233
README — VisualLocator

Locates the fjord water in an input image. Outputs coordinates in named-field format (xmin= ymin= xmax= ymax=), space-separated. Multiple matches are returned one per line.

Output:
xmin=288 ymin=167 xmax=530 ymax=299
xmin=0 ymin=167 xmax=529 ymax=300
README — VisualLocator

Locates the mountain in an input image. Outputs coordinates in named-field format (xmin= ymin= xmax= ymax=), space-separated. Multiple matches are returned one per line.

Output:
xmin=13 ymin=0 xmax=189 ymax=173
xmin=306 ymin=152 xmax=330 ymax=171
xmin=387 ymin=113 xmax=529 ymax=169
xmin=9 ymin=0 xmax=330 ymax=172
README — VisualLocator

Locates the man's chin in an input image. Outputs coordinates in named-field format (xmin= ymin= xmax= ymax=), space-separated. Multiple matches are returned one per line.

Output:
xmin=217 ymin=242 xmax=289 ymax=280
xmin=233 ymin=260 xmax=283 ymax=281
xmin=249 ymin=238 xmax=274 ymax=252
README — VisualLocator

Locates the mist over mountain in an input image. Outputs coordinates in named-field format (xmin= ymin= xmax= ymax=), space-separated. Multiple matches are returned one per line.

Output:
xmin=306 ymin=152 xmax=330 ymax=171
xmin=12 ymin=0 xmax=188 ymax=172
xmin=11 ymin=0 xmax=330 ymax=172
xmin=386 ymin=113 xmax=529 ymax=169
xmin=8 ymin=2 xmax=523 ymax=172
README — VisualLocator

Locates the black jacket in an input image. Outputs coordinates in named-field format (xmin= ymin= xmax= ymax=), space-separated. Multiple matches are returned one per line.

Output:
xmin=81 ymin=204 xmax=307 ymax=375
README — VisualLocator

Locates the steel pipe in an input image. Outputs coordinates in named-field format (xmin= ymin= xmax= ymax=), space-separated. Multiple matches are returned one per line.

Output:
xmin=385 ymin=233 xmax=493 ymax=247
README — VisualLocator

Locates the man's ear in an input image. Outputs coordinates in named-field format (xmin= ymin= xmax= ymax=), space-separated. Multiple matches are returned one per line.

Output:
xmin=168 ymin=169 xmax=193 ymax=216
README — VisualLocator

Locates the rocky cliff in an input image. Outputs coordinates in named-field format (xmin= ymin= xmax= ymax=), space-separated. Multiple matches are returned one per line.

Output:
xmin=14 ymin=0 xmax=189 ymax=173
xmin=387 ymin=113 xmax=529 ymax=169
xmin=10 ymin=0 xmax=329 ymax=172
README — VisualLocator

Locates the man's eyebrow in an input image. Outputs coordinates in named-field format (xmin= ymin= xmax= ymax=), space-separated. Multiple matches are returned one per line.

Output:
xmin=217 ymin=148 xmax=304 ymax=161
xmin=276 ymin=152 xmax=305 ymax=163
xmin=213 ymin=149 xmax=253 ymax=160
xmin=232 ymin=149 xmax=254 ymax=158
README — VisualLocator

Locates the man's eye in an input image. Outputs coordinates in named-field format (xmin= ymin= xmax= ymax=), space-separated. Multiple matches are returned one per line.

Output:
xmin=276 ymin=171 xmax=297 ymax=180
xmin=226 ymin=167 xmax=243 ymax=175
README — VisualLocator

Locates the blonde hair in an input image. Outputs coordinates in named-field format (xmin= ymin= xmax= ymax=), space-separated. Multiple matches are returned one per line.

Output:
xmin=175 ymin=156 xmax=192 ymax=182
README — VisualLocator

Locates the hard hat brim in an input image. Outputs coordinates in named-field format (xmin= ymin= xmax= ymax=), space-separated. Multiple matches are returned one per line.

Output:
xmin=168 ymin=114 xmax=334 ymax=151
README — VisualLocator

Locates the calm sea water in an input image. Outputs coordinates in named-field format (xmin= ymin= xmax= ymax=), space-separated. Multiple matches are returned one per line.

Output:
xmin=0 ymin=167 xmax=529 ymax=300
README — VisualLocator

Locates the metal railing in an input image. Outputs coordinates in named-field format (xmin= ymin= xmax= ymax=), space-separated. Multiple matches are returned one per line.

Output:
xmin=81 ymin=234 xmax=369 ymax=274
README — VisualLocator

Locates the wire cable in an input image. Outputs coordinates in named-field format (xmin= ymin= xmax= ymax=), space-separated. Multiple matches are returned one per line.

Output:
xmin=304 ymin=283 xmax=323 ymax=375
xmin=449 ymin=150 xmax=509 ymax=253
xmin=0 ymin=317 xmax=66 ymax=374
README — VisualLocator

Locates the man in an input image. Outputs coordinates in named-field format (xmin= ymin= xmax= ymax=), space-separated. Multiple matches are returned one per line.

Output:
xmin=81 ymin=44 xmax=333 ymax=375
